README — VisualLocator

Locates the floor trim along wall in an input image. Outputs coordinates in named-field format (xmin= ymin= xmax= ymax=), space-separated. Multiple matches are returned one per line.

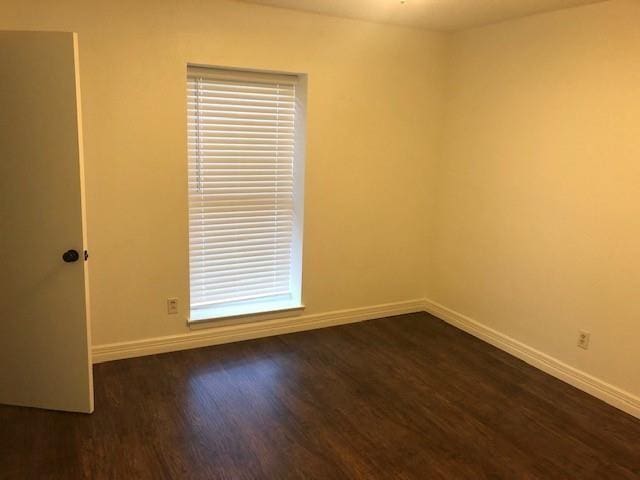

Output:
xmin=423 ymin=299 xmax=640 ymax=419
xmin=91 ymin=297 xmax=639 ymax=419
xmin=91 ymin=299 xmax=426 ymax=364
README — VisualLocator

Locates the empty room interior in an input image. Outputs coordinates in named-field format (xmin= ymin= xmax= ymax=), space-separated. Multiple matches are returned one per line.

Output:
xmin=1 ymin=0 xmax=639 ymax=478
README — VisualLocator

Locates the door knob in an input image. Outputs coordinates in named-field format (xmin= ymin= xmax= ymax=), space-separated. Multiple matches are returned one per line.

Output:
xmin=62 ymin=249 xmax=80 ymax=263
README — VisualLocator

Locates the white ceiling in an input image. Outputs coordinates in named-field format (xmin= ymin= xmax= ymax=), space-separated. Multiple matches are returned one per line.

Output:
xmin=239 ymin=0 xmax=607 ymax=31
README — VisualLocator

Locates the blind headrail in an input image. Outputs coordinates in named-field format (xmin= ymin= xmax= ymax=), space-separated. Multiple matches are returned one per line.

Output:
xmin=188 ymin=65 xmax=298 ymax=86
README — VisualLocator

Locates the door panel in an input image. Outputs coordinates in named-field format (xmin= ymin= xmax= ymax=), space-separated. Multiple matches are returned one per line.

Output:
xmin=0 ymin=31 xmax=93 ymax=413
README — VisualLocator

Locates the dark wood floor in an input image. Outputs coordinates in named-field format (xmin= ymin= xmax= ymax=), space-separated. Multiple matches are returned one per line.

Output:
xmin=1 ymin=313 xmax=639 ymax=479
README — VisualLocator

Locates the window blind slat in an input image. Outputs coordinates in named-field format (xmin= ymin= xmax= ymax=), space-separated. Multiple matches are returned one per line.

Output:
xmin=187 ymin=78 xmax=295 ymax=91
xmin=189 ymin=251 xmax=292 ymax=265
xmin=190 ymin=276 xmax=290 ymax=290
xmin=189 ymin=242 xmax=291 ymax=255
xmin=188 ymin=202 xmax=294 ymax=211
xmin=189 ymin=209 xmax=292 ymax=218
xmin=190 ymin=265 xmax=290 ymax=282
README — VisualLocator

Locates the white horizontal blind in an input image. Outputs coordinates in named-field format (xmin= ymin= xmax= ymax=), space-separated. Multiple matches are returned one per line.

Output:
xmin=188 ymin=66 xmax=302 ymax=320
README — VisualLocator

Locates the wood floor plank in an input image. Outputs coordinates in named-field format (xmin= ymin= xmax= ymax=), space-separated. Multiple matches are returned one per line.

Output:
xmin=1 ymin=313 xmax=638 ymax=479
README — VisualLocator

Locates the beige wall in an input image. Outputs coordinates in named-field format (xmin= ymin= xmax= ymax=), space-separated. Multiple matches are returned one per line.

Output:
xmin=430 ymin=0 xmax=640 ymax=398
xmin=0 ymin=0 xmax=445 ymax=345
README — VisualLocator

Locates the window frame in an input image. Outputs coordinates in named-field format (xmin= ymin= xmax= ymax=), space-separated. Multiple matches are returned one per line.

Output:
xmin=186 ymin=65 xmax=307 ymax=324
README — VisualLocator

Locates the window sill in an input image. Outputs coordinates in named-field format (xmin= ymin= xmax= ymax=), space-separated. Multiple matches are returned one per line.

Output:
xmin=188 ymin=303 xmax=305 ymax=330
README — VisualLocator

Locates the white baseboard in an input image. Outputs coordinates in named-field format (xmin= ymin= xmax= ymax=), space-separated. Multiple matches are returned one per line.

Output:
xmin=92 ymin=296 xmax=639 ymax=419
xmin=91 ymin=299 xmax=425 ymax=364
xmin=423 ymin=298 xmax=640 ymax=419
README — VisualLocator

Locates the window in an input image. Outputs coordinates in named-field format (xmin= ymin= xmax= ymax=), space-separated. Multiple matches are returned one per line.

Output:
xmin=187 ymin=66 xmax=305 ymax=322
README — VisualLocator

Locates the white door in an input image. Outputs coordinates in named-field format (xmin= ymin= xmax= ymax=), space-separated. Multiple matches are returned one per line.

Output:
xmin=0 ymin=31 xmax=93 ymax=413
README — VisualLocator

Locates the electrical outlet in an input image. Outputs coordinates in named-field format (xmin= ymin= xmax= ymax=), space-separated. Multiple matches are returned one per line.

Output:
xmin=167 ymin=298 xmax=178 ymax=315
xmin=577 ymin=330 xmax=590 ymax=350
